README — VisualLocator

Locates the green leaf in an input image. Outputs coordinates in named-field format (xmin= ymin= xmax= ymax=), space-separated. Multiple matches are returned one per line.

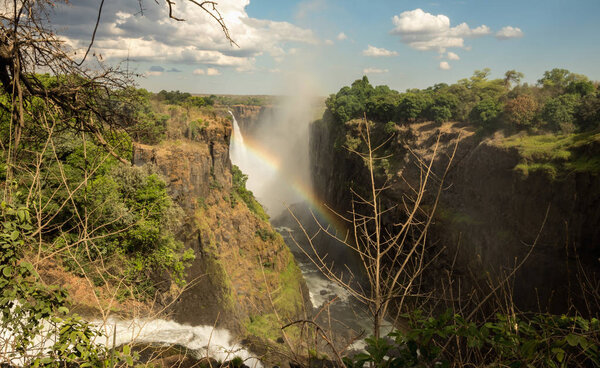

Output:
xmin=552 ymin=347 xmax=565 ymax=362
xmin=566 ymin=334 xmax=578 ymax=347
xmin=2 ymin=266 xmax=12 ymax=277
xmin=10 ymin=230 xmax=19 ymax=241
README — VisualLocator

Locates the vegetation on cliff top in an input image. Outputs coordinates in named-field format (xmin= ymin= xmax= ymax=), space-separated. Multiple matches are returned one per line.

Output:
xmin=323 ymin=69 xmax=600 ymax=178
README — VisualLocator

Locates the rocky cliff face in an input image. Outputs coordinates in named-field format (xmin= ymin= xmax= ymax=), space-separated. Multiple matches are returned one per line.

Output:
xmin=133 ymin=113 xmax=307 ymax=334
xmin=310 ymin=116 xmax=600 ymax=313
xmin=229 ymin=105 xmax=276 ymax=134
xmin=133 ymin=124 xmax=231 ymax=211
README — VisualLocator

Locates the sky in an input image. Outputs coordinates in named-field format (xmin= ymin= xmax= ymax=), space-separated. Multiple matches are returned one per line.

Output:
xmin=50 ymin=0 xmax=600 ymax=96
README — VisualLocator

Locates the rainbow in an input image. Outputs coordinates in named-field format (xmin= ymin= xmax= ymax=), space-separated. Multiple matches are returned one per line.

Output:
xmin=233 ymin=125 xmax=349 ymax=237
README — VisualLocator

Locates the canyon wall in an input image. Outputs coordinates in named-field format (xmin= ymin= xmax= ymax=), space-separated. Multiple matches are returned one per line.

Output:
xmin=310 ymin=115 xmax=600 ymax=313
xmin=229 ymin=105 xmax=277 ymax=134
xmin=133 ymin=112 xmax=307 ymax=334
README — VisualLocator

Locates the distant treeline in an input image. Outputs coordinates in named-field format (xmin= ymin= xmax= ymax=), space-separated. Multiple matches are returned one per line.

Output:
xmin=326 ymin=68 xmax=599 ymax=133
xmin=155 ymin=90 xmax=217 ymax=107
xmin=154 ymin=90 xmax=275 ymax=107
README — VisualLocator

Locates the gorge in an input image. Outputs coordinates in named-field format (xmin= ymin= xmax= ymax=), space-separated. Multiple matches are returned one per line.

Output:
xmin=2 ymin=78 xmax=599 ymax=368
xmin=3 ymin=1 xmax=600 ymax=366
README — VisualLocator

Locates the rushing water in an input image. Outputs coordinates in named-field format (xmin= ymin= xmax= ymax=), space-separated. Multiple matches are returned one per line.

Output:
xmin=1 ymin=316 xmax=261 ymax=367
xmin=94 ymin=319 xmax=262 ymax=367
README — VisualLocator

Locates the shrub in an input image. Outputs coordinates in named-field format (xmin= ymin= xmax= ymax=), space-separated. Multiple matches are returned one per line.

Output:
xmin=0 ymin=204 xmax=136 ymax=367
xmin=344 ymin=310 xmax=600 ymax=368
xmin=231 ymin=165 xmax=269 ymax=221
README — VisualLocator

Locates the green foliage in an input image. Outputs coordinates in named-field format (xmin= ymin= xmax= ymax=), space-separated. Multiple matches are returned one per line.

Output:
xmin=567 ymin=80 xmax=596 ymax=97
xmin=212 ymin=94 xmax=273 ymax=106
xmin=542 ymin=94 xmax=581 ymax=133
xmin=429 ymin=105 xmax=452 ymax=123
xmin=255 ymin=228 xmax=276 ymax=241
xmin=470 ymin=98 xmax=503 ymax=126
xmin=187 ymin=96 xmax=208 ymax=108
xmin=366 ymin=86 xmax=401 ymax=122
xmin=504 ymin=70 xmax=524 ymax=88
xmin=323 ymin=68 xmax=597 ymax=140
xmin=231 ymin=165 xmax=269 ymax=221
xmin=230 ymin=356 xmax=244 ymax=368
xmin=326 ymin=76 xmax=375 ymax=123
xmin=324 ymin=69 xmax=511 ymax=128
xmin=538 ymin=68 xmax=588 ymax=93
xmin=126 ymin=88 xmax=169 ymax=144
xmin=0 ymin=204 xmax=136 ymax=367
xmin=78 ymin=164 xmax=193 ymax=292
xmin=189 ymin=118 xmax=209 ymax=139
xmin=576 ymin=93 xmax=600 ymax=131
xmin=28 ymin=134 xmax=193 ymax=297
xmin=156 ymin=90 xmax=192 ymax=105
xmin=502 ymin=129 xmax=600 ymax=178
xmin=344 ymin=310 xmax=600 ymax=368
xmin=397 ymin=92 xmax=432 ymax=121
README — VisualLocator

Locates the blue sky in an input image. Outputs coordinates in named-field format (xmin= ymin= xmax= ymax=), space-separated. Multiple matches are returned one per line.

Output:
xmin=54 ymin=0 xmax=600 ymax=95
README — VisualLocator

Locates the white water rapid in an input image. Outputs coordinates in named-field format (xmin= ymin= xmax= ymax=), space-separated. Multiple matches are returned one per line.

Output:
xmin=1 ymin=317 xmax=262 ymax=367
xmin=95 ymin=319 xmax=262 ymax=367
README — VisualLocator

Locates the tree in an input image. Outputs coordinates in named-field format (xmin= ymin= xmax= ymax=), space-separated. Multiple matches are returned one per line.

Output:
xmin=504 ymin=94 xmax=539 ymax=128
xmin=537 ymin=68 xmax=590 ymax=96
xmin=566 ymin=80 xmax=596 ymax=97
xmin=427 ymin=92 xmax=458 ymax=123
xmin=326 ymin=76 xmax=375 ymax=123
xmin=470 ymin=98 xmax=503 ymax=126
xmin=290 ymin=116 xmax=456 ymax=339
xmin=538 ymin=68 xmax=573 ymax=90
xmin=576 ymin=93 xmax=600 ymax=131
xmin=397 ymin=92 xmax=432 ymax=122
xmin=504 ymin=70 xmax=524 ymax=89
xmin=542 ymin=94 xmax=581 ymax=133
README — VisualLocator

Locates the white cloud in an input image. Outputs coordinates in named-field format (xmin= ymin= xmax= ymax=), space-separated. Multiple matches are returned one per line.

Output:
xmin=363 ymin=67 xmax=389 ymax=74
xmin=337 ymin=32 xmax=348 ymax=41
xmin=447 ymin=51 xmax=460 ymax=60
xmin=362 ymin=45 xmax=398 ymax=57
xmin=53 ymin=1 xmax=318 ymax=72
xmin=146 ymin=71 xmax=163 ymax=76
xmin=496 ymin=26 xmax=524 ymax=40
xmin=192 ymin=67 xmax=220 ymax=75
xmin=324 ymin=39 xmax=334 ymax=45
xmin=439 ymin=61 xmax=451 ymax=70
xmin=206 ymin=68 xmax=221 ymax=76
xmin=390 ymin=8 xmax=491 ymax=53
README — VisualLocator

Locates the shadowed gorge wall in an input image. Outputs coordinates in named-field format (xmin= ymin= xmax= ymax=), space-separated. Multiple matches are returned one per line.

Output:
xmin=310 ymin=115 xmax=600 ymax=314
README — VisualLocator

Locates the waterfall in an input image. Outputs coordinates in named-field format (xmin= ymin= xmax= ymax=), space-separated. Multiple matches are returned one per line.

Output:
xmin=228 ymin=111 xmax=278 ymax=212
xmin=229 ymin=111 xmax=247 ymax=166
